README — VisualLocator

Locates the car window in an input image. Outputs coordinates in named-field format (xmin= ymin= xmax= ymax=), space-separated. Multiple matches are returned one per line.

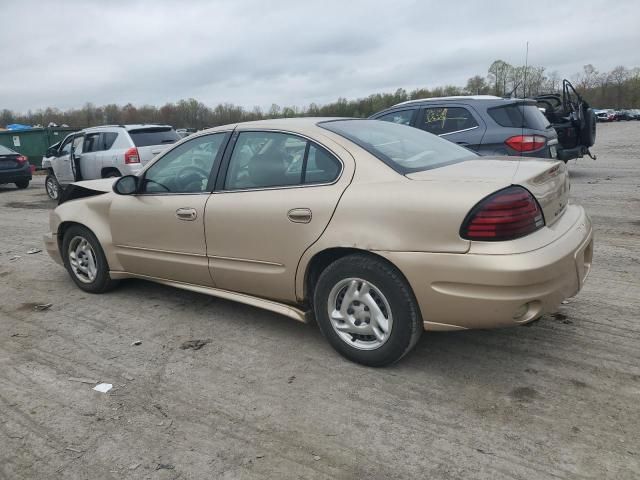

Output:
xmin=72 ymin=136 xmax=84 ymax=155
xmin=128 ymin=127 xmax=180 ymax=147
xmin=102 ymin=132 xmax=118 ymax=150
xmin=320 ymin=119 xmax=476 ymax=174
xmin=376 ymin=110 xmax=415 ymax=126
xmin=304 ymin=144 xmax=341 ymax=184
xmin=59 ymin=136 xmax=74 ymax=156
xmin=83 ymin=133 xmax=102 ymax=152
xmin=488 ymin=104 xmax=550 ymax=130
xmin=225 ymin=132 xmax=308 ymax=190
xmin=0 ymin=145 xmax=16 ymax=155
xmin=419 ymin=107 xmax=479 ymax=135
xmin=142 ymin=133 xmax=226 ymax=194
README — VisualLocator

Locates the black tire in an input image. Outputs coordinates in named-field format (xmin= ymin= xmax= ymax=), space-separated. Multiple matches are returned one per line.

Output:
xmin=580 ymin=107 xmax=597 ymax=147
xmin=15 ymin=180 xmax=29 ymax=189
xmin=45 ymin=174 xmax=60 ymax=200
xmin=62 ymin=225 xmax=118 ymax=293
xmin=103 ymin=169 xmax=121 ymax=178
xmin=313 ymin=253 xmax=422 ymax=367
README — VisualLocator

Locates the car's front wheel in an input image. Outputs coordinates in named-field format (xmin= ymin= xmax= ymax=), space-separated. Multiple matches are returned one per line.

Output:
xmin=45 ymin=174 xmax=60 ymax=200
xmin=62 ymin=225 xmax=118 ymax=293
xmin=313 ymin=254 xmax=422 ymax=367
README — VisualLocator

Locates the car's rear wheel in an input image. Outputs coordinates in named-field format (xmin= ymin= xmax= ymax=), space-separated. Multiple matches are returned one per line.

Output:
xmin=15 ymin=180 xmax=29 ymax=189
xmin=313 ymin=254 xmax=422 ymax=367
xmin=45 ymin=174 xmax=60 ymax=200
xmin=62 ymin=225 xmax=118 ymax=293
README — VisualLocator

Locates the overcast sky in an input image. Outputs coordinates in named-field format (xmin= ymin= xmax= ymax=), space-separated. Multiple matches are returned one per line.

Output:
xmin=2 ymin=0 xmax=639 ymax=113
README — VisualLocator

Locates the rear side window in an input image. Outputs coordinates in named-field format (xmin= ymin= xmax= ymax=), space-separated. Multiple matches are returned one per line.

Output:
xmin=128 ymin=128 xmax=180 ymax=147
xmin=376 ymin=110 xmax=415 ymax=126
xmin=103 ymin=132 xmax=118 ymax=150
xmin=83 ymin=133 xmax=102 ymax=152
xmin=488 ymin=104 xmax=550 ymax=131
xmin=0 ymin=145 xmax=16 ymax=155
xmin=419 ymin=107 xmax=478 ymax=135
xmin=224 ymin=131 xmax=341 ymax=190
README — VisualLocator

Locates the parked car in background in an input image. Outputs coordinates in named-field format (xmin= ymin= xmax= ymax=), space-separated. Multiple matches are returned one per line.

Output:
xmin=176 ymin=128 xmax=197 ymax=138
xmin=44 ymin=124 xmax=180 ymax=200
xmin=615 ymin=110 xmax=635 ymax=121
xmin=0 ymin=145 xmax=32 ymax=189
xmin=371 ymin=95 xmax=562 ymax=159
xmin=45 ymin=118 xmax=593 ymax=366
xmin=630 ymin=109 xmax=640 ymax=120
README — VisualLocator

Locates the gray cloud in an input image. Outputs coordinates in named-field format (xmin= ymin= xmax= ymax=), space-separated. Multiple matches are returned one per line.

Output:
xmin=1 ymin=0 xmax=639 ymax=113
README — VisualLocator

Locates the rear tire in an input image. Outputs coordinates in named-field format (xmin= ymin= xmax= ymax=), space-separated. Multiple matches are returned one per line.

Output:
xmin=313 ymin=254 xmax=422 ymax=367
xmin=15 ymin=180 xmax=29 ymax=189
xmin=62 ymin=225 xmax=118 ymax=293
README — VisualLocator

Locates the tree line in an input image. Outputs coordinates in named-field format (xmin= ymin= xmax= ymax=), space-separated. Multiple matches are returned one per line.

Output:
xmin=2 ymin=61 xmax=639 ymax=131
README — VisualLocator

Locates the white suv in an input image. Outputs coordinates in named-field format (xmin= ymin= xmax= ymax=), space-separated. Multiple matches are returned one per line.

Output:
xmin=44 ymin=124 xmax=180 ymax=200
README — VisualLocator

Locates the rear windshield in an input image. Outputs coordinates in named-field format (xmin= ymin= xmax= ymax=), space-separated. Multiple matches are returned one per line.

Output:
xmin=128 ymin=127 xmax=180 ymax=147
xmin=488 ymin=103 xmax=550 ymax=131
xmin=320 ymin=119 xmax=476 ymax=173
xmin=0 ymin=145 xmax=17 ymax=155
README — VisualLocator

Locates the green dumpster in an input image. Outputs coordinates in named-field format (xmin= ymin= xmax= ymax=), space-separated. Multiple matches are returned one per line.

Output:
xmin=0 ymin=127 xmax=78 ymax=168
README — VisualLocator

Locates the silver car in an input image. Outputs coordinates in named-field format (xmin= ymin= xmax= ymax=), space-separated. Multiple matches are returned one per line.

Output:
xmin=44 ymin=124 xmax=180 ymax=200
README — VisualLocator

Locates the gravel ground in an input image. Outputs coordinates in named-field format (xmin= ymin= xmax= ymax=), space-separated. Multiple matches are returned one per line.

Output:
xmin=1 ymin=122 xmax=639 ymax=479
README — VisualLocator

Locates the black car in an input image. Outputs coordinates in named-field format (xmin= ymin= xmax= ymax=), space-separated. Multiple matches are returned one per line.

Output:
xmin=0 ymin=145 xmax=32 ymax=189
xmin=371 ymin=79 xmax=596 ymax=163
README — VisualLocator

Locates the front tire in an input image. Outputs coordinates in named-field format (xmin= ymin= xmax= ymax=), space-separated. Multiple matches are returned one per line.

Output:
xmin=313 ymin=254 xmax=422 ymax=367
xmin=62 ymin=225 xmax=118 ymax=293
xmin=45 ymin=174 xmax=60 ymax=200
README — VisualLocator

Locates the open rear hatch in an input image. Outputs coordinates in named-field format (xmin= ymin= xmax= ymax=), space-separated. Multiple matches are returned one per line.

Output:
xmin=535 ymin=80 xmax=597 ymax=162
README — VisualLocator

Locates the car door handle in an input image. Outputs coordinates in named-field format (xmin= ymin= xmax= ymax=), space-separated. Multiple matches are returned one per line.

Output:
xmin=176 ymin=208 xmax=197 ymax=221
xmin=287 ymin=208 xmax=312 ymax=223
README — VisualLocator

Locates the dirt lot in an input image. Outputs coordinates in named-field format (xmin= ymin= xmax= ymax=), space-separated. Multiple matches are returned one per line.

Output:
xmin=1 ymin=122 xmax=639 ymax=480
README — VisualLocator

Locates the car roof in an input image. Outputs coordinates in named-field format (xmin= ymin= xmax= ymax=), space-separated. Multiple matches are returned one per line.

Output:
xmin=201 ymin=117 xmax=350 ymax=134
xmin=82 ymin=124 xmax=173 ymax=133
xmin=384 ymin=95 xmax=534 ymax=111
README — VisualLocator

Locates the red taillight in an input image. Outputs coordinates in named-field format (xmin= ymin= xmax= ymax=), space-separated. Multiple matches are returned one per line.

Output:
xmin=124 ymin=147 xmax=140 ymax=164
xmin=505 ymin=135 xmax=546 ymax=152
xmin=460 ymin=186 xmax=545 ymax=241
xmin=16 ymin=155 xmax=28 ymax=165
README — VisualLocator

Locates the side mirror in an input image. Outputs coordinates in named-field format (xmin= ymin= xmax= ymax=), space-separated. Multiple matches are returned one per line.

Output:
xmin=46 ymin=147 xmax=58 ymax=157
xmin=113 ymin=175 xmax=140 ymax=195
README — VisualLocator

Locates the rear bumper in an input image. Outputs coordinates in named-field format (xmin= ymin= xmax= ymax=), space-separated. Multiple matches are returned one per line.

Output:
xmin=379 ymin=206 xmax=593 ymax=331
xmin=44 ymin=233 xmax=63 ymax=265
xmin=0 ymin=164 xmax=32 ymax=183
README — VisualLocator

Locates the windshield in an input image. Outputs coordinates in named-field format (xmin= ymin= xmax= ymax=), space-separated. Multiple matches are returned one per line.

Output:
xmin=320 ymin=119 xmax=476 ymax=173
xmin=128 ymin=127 xmax=180 ymax=147
xmin=0 ymin=145 xmax=17 ymax=155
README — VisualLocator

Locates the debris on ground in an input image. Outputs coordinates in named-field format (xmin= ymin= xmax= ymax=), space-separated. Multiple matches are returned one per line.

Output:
xmin=93 ymin=383 xmax=113 ymax=393
xmin=131 ymin=340 xmax=142 ymax=346
xmin=155 ymin=463 xmax=175 ymax=471
xmin=256 ymin=454 xmax=265 ymax=459
xmin=122 ymin=373 xmax=134 ymax=381
xmin=26 ymin=248 xmax=42 ymax=255
xmin=33 ymin=303 xmax=53 ymax=311
xmin=129 ymin=463 xmax=140 ymax=470
xmin=287 ymin=375 xmax=296 ymax=384
xmin=561 ymin=300 xmax=570 ymax=305
xmin=10 ymin=333 xmax=29 ymax=338
xmin=65 ymin=447 xmax=83 ymax=453
xmin=68 ymin=377 xmax=97 ymax=384
xmin=311 ymin=453 xmax=321 ymax=461
xmin=551 ymin=312 xmax=573 ymax=324
xmin=180 ymin=339 xmax=211 ymax=350
xmin=9 ymin=255 xmax=21 ymax=262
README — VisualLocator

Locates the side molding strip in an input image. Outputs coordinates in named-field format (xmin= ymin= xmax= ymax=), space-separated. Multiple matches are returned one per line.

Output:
xmin=109 ymin=271 xmax=308 ymax=323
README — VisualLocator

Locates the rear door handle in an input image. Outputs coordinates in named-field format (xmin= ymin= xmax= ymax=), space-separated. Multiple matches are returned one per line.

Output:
xmin=287 ymin=208 xmax=312 ymax=223
xmin=176 ymin=207 xmax=197 ymax=221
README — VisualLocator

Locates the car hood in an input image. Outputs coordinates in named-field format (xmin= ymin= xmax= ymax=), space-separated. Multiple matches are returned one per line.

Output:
xmin=407 ymin=157 xmax=570 ymax=227
xmin=72 ymin=178 xmax=118 ymax=192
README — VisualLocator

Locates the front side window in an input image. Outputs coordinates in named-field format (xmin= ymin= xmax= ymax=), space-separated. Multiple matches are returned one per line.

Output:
xmin=377 ymin=110 xmax=415 ymax=126
xmin=419 ymin=107 xmax=479 ymax=135
xmin=59 ymin=136 xmax=74 ymax=156
xmin=72 ymin=136 xmax=84 ymax=155
xmin=225 ymin=132 xmax=341 ymax=190
xmin=320 ymin=119 xmax=476 ymax=174
xmin=142 ymin=133 xmax=226 ymax=194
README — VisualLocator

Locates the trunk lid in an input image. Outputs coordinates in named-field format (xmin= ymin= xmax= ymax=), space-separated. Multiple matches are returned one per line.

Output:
xmin=136 ymin=144 xmax=171 ymax=164
xmin=127 ymin=127 xmax=180 ymax=165
xmin=407 ymin=157 xmax=570 ymax=226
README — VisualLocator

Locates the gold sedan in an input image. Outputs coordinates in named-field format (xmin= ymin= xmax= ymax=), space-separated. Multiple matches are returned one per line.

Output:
xmin=44 ymin=118 xmax=593 ymax=366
